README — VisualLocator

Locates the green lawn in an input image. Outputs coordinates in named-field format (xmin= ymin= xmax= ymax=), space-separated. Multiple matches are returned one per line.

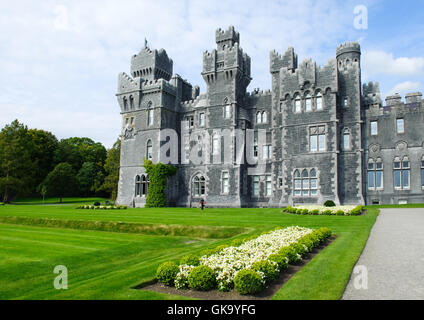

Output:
xmin=0 ymin=201 xmax=400 ymax=300
xmin=10 ymin=197 xmax=109 ymax=205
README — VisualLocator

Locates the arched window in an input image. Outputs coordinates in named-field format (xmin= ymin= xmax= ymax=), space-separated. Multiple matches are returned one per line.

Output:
xmin=294 ymin=169 xmax=319 ymax=197
xmin=305 ymin=93 xmax=312 ymax=112
xmin=394 ymin=156 xmax=410 ymax=189
xmin=141 ymin=175 xmax=149 ymax=195
xmin=123 ymin=97 xmax=128 ymax=111
xmin=146 ymin=140 xmax=153 ymax=160
xmin=129 ymin=96 xmax=134 ymax=109
xmin=294 ymin=170 xmax=301 ymax=196
xmin=135 ymin=175 xmax=141 ymax=196
xmin=310 ymin=169 xmax=318 ymax=195
xmin=262 ymin=111 xmax=267 ymax=123
xmin=294 ymin=94 xmax=301 ymax=113
xmin=316 ymin=92 xmax=323 ymax=110
xmin=193 ymin=175 xmax=206 ymax=197
xmin=256 ymin=112 xmax=262 ymax=124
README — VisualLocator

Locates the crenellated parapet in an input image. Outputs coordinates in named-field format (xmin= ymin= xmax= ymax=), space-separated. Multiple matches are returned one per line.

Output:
xmin=363 ymin=81 xmax=382 ymax=107
xmin=131 ymin=47 xmax=173 ymax=81
xmin=336 ymin=42 xmax=361 ymax=58
xmin=215 ymin=25 xmax=240 ymax=48
xmin=270 ymin=47 xmax=298 ymax=74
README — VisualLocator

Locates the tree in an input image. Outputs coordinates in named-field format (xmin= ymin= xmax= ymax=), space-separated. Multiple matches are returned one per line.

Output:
xmin=0 ymin=120 xmax=35 ymax=202
xmin=40 ymin=163 xmax=79 ymax=203
xmin=77 ymin=162 xmax=98 ymax=196
xmin=54 ymin=137 xmax=107 ymax=173
xmin=27 ymin=128 xmax=59 ymax=188
xmin=143 ymin=159 xmax=177 ymax=208
xmin=98 ymin=139 xmax=121 ymax=200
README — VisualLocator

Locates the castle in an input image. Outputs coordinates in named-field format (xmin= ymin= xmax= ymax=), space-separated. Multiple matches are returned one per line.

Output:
xmin=116 ymin=26 xmax=424 ymax=207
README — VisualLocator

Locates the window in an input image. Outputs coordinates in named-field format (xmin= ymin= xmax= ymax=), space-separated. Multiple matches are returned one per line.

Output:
xmin=148 ymin=109 xmax=154 ymax=126
xmin=370 ymin=121 xmax=378 ymax=135
xmin=135 ymin=175 xmax=149 ymax=196
xmin=262 ymin=145 xmax=272 ymax=159
xmin=256 ymin=112 xmax=261 ymax=124
xmin=141 ymin=175 xmax=149 ymax=195
xmin=262 ymin=111 xmax=267 ymax=123
xmin=135 ymin=175 xmax=141 ymax=196
xmin=368 ymin=158 xmax=383 ymax=190
xmin=394 ymin=157 xmax=410 ymax=189
xmin=193 ymin=175 xmax=206 ymax=196
xmin=266 ymin=176 xmax=272 ymax=196
xmin=343 ymin=97 xmax=348 ymax=107
xmin=130 ymin=117 xmax=134 ymax=125
xmin=316 ymin=92 xmax=323 ymax=110
xmin=343 ymin=129 xmax=350 ymax=150
xmin=421 ymin=156 xmax=424 ymax=188
xmin=279 ymin=103 xmax=283 ymax=112
xmin=224 ymin=105 xmax=231 ymax=118
xmin=222 ymin=172 xmax=229 ymax=194
xmin=278 ymin=177 xmax=283 ymax=188
xmin=252 ymin=176 xmax=260 ymax=196
xmin=309 ymin=126 xmax=326 ymax=152
xmin=294 ymin=95 xmax=301 ymax=113
xmin=123 ymin=97 xmax=128 ymax=111
xmin=199 ymin=113 xmax=205 ymax=126
xmin=396 ymin=118 xmax=404 ymax=134
xmin=294 ymin=169 xmax=318 ymax=197
xmin=305 ymin=93 xmax=312 ymax=112
xmin=129 ymin=96 xmax=134 ymax=109
xmin=253 ymin=136 xmax=258 ymax=157
xmin=185 ymin=116 xmax=194 ymax=128
xmin=146 ymin=140 xmax=153 ymax=160
xmin=212 ymin=134 xmax=220 ymax=155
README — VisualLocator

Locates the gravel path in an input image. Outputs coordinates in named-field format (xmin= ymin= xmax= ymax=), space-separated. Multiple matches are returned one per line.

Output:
xmin=343 ymin=208 xmax=424 ymax=300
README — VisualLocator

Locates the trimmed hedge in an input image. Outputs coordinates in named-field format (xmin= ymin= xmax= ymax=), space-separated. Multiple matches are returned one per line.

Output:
xmin=180 ymin=254 xmax=200 ymax=266
xmin=234 ymin=269 xmax=263 ymax=295
xmin=188 ymin=266 xmax=216 ymax=291
xmin=283 ymin=205 xmax=364 ymax=216
xmin=156 ymin=262 xmax=179 ymax=286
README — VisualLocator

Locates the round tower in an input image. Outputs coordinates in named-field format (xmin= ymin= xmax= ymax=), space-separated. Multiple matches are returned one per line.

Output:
xmin=336 ymin=42 xmax=361 ymax=68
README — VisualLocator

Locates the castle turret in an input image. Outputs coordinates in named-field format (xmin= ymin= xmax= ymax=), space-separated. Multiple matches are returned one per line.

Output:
xmin=131 ymin=47 xmax=173 ymax=81
xmin=336 ymin=42 xmax=361 ymax=66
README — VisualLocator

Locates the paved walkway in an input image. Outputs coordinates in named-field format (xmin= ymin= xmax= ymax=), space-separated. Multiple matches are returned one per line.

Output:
xmin=343 ymin=208 xmax=424 ymax=300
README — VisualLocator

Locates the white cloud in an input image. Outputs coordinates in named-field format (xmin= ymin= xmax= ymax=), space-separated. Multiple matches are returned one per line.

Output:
xmin=386 ymin=81 xmax=422 ymax=97
xmin=363 ymin=50 xmax=424 ymax=77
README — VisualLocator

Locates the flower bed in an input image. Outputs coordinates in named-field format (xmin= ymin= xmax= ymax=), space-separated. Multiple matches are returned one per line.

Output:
xmin=155 ymin=226 xmax=332 ymax=294
xmin=76 ymin=205 xmax=127 ymax=210
xmin=283 ymin=205 xmax=363 ymax=216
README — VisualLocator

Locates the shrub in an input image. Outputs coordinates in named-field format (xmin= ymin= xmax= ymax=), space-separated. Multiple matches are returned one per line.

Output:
xmin=188 ymin=265 xmax=216 ymax=291
xmin=93 ymin=201 xmax=100 ymax=206
xmin=323 ymin=209 xmax=333 ymax=215
xmin=234 ymin=269 xmax=264 ymax=295
xmin=323 ymin=200 xmax=336 ymax=207
xmin=301 ymin=209 xmax=309 ymax=215
xmin=298 ymin=237 xmax=314 ymax=252
xmin=350 ymin=205 xmax=363 ymax=216
xmin=335 ymin=210 xmax=345 ymax=216
xmin=268 ymin=254 xmax=288 ymax=270
xmin=156 ymin=261 xmax=179 ymax=286
xmin=311 ymin=209 xmax=320 ymax=215
xmin=296 ymin=208 xmax=304 ymax=214
xmin=180 ymin=254 xmax=200 ymax=266
xmin=318 ymin=227 xmax=332 ymax=239
xmin=252 ymin=260 xmax=279 ymax=283
xmin=289 ymin=242 xmax=307 ymax=258
xmin=283 ymin=206 xmax=293 ymax=213
xmin=279 ymin=246 xmax=301 ymax=264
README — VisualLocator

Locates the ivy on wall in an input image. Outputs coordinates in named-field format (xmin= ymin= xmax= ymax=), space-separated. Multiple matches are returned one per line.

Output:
xmin=143 ymin=159 xmax=178 ymax=208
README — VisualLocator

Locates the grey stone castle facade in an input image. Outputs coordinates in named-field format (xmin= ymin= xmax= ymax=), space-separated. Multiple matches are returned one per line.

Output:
xmin=116 ymin=26 xmax=424 ymax=207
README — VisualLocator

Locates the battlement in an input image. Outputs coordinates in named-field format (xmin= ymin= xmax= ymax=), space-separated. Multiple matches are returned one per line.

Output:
xmin=270 ymin=47 xmax=298 ymax=74
xmin=131 ymin=47 xmax=173 ymax=81
xmin=246 ymin=89 xmax=272 ymax=97
xmin=336 ymin=42 xmax=361 ymax=58
xmin=215 ymin=26 xmax=240 ymax=48
xmin=405 ymin=92 xmax=422 ymax=104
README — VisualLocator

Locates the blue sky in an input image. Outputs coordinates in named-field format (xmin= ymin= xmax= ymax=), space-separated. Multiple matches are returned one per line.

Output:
xmin=0 ymin=0 xmax=423 ymax=148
